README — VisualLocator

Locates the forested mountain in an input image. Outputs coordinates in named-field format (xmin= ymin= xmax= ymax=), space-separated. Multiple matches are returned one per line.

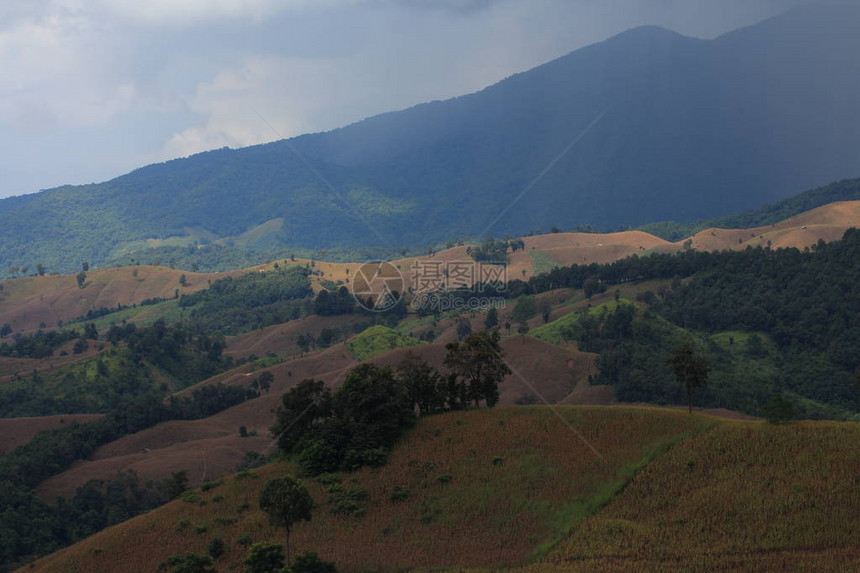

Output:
xmin=1 ymin=5 xmax=859 ymax=273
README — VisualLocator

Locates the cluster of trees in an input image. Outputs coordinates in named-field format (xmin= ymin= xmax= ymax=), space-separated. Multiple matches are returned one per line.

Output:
xmin=179 ymin=266 xmax=314 ymax=334
xmin=0 ymin=377 xmax=262 ymax=571
xmin=271 ymin=331 xmax=509 ymax=475
xmin=0 ymin=328 xmax=92 ymax=359
xmin=467 ymin=236 xmax=525 ymax=262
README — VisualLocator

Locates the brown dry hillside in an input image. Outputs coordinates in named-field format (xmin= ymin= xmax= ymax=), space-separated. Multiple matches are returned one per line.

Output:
xmin=21 ymin=411 xmax=860 ymax=573
xmin=22 ymin=407 xmax=710 ymax=573
xmin=241 ymin=201 xmax=860 ymax=286
xmin=35 ymin=334 xmax=598 ymax=502
xmin=0 ymin=338 xmax=105 ymax=384
xmin=0 ymin=414 xmax=103 ymax=453
xmin=2 ymin=201 xmax=858 ymax=335
xmin=35 ymin=344 xmax=358 ymax=502
xmin=224 ymin=314 xmax=368 ymax=359
xmin=0 ymin=266 xmax=243 ymax=333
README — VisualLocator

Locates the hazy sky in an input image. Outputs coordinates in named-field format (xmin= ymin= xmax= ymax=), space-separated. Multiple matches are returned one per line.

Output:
xmin=0 ymin=0 xmax=812 ymax=198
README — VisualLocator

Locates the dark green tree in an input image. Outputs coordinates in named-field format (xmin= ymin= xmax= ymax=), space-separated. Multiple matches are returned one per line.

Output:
xmin=158 ymin=553 xmax=215 ymax=573
xmin=162 ymin=470 xmax=189 ymax=499
xmin=291 ymin=552 xmax=338 ymax=573
xmin=763 ymin=394 xmax=795 ymax=424
xmin=333 ymin=363 xmax=414 ymax=449
xmin=396 ymin=352 xmax=445 ymax=415
xmin=484 ymin=307 xmax=499 ymax=330
xmin=538 ymin=298 xmax=552 ymax=323
xmin=510 ymin=295 xmax=537 ymax=324
xmin=258 ymin=476 xmax=314 ymax=566
xmin=444 ymin=330 xmax=511 ymax=408
xmin=666 ymin=344 xmax=709 ymax=414
xmin=272 ymin=379 xmax=332 ymax=452
xmin=244 ymin=542 xmax=285 ymax=573
xmin=257 ymin=370 xmax=274 ymax=393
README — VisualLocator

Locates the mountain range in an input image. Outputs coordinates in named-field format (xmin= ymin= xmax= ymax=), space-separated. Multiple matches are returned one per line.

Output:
xmin=1 ymin=5 xmax=859 ymax=273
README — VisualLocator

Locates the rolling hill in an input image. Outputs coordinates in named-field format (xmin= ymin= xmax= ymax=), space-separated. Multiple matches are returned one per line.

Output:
xmin=2 ymin=198 xmax=856 ymax=337
xmin=19 ymin=408 xmax=860 ymax=573
xmin=1 ymin=5 xmax=859 ymax=274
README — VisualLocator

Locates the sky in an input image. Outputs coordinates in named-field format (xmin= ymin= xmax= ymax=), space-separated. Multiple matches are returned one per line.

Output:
xmin=0 ymin=0 xmax=814 ymax=199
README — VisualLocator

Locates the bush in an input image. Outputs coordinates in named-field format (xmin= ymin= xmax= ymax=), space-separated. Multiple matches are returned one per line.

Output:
xmin=244 ymin=542 xmax=285 ymax=573
xmin=764 ymin=394 xmax=795 ymax=424
xmin=158 ymin=552 xmax=215 ymax=573
xmin=389 ymin=486 xmax=410 ymax=503
xmin=290 ymin=551 xmax=338 ymax=573
xmin=207 ymin=538 xmax=225 ymax=559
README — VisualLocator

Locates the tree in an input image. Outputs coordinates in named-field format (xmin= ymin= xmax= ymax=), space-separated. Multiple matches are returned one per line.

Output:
xmin=158 ymin=553 xmax=215 ymax=573
xmin=666 ymin=344 xmax=709 ymax=414
xmin=81 ymin=261 xmax=89 ymax=272
xmin=76 ymin=271 xmax=87 ymax=289
xmin=396 ymin=352 xmax=445 ymax=415
xmin=291 ymin=552 xmax=338 ymax=573
xmin=538 ymin=298 xmax=552 ymax=323
xmin=333 ymin=364 xmax=414 ymax=449
xmin=36 ymin=263 xmax=45 ymax=276
xmin=583 ymin=277 xmax=605 ymax=299
xmin=0 ymin=323 xmax=11 ymax=338
xmin=444 ymin=331 xmax=511 ymax=408
xmin=257 ymin=370 xmax=274 ymax=393
xmin=72 ymin=339 xmax=88 ymax=355
xmin=84 ymin=323 xmax=98 ymax=340
xmin=517 ymin=322 xmax=530 ymax=342
xmin=484 ymin=307 xmax=499 ymax=330
xmin=763 ymin=394 xmax=795 ymax=424
xmin=272 ymin=379 xmax=332 ymax=453
xmin=207 ymin=538 xmax=225 ymax=559
xmin=244 ymin=543 xmax=285 ymax=573
xmin=179 ymin=274 xmax=188 ymax=287
xmin=510 ymin=295 xmax=537 ymax=324
xmin=258 ymin=476 xmax=314 ymax=566
xmin=296 ymin=334 xmax=311 ymax=357
xmin=162 ymin=470 xmax=189 ymax=499
xmin=455 ymin=317 xmax=472 ymax=340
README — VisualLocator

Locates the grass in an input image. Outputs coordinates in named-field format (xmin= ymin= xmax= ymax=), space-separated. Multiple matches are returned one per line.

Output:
xmin=539 ymin=420 xmax=860 ymax=572
xmin=23 ymin=406 xmax=708 ymax=573
xmin=345 ymin=324 xmax=423 ymax=360
xmin=529 ymin=300 xmax=626 ymax=344
xmin=529 ymin=251 xmax=560 ymax=276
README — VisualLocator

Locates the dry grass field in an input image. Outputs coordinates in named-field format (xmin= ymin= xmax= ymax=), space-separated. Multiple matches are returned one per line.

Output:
xmin=21 ymin=409 xmax=860 ymax=573
xmin=22 ymin=407 xmax=710 ymax=573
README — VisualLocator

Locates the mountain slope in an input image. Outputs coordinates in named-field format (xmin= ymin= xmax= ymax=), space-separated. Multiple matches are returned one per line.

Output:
xmin=1 ymin=6 xmax=859 ymax=272
xmin=19 ymin=410 xmax=860 ymax=573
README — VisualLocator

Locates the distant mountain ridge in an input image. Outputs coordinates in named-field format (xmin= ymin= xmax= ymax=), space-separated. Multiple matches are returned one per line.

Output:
xmin=1 ymin=5 xmax=859 ymax=273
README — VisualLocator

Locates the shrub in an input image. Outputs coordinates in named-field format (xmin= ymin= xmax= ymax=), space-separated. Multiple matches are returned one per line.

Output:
xmin=291 ymin=551 xmax=338 ymax=573
xmin=389 ymin=486 xmax=411 ymax=503
xmin=207 ymin=538 xmax=225 ymax=559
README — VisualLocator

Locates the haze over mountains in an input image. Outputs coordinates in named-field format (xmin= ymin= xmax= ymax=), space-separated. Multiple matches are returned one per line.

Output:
xmin=1 ymin=5 xmax=858 ymax=273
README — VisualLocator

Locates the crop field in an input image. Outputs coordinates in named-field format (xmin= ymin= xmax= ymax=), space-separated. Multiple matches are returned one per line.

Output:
xmin=539 ymin=420 xmax=860 ymax=572
xmin=22 ymin=407 xmax=708 ymax=573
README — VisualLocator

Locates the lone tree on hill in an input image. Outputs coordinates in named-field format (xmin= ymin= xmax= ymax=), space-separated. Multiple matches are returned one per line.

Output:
xmin=258 ymin=475 xmax=314 ymax=566
xmin=444 ymin=330 xmax=511 ymax=408
xmin=666 ymin=344 xmax=709 ymax=414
